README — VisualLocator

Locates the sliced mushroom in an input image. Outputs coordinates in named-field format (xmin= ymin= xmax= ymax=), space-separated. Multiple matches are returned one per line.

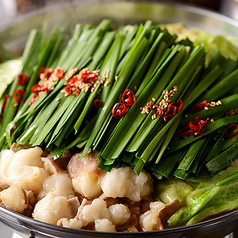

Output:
xmin=42 ymin=157 xmax=63 ymax=175
xmin=54 ymin=150 xmax=72 ymax=170
xmin=23 ymin=190 xmax=36 ymax=216
xmin=139 ymin=199 xmax=181 ymax=231
xmin=58 ymin=198 xmax=111 ymax=229
xmin=158 ymin=199 xmax=181 ymax=229
xmin=57 ymin=198 xmax=88 ymax=228
xmin=67 ymin=196 xmax=81 ymax=217
xmin=117 ymin=215 xmax=139 ymax=232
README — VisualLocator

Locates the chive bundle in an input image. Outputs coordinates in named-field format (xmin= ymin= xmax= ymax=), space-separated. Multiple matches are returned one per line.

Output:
xmin=0 ymin=20 xmax=238 ymax=180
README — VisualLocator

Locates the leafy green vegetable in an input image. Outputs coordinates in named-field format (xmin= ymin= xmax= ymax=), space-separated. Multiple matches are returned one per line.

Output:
xmin=0 ymin=59 xmax=22 ymax=97
xmin=157 ymin=178 xmax=193 ymax=206
xmin=168 ymin=164 xmax=238 ymax=227
xmin=193 ymin=30 xmax=238 ymax=63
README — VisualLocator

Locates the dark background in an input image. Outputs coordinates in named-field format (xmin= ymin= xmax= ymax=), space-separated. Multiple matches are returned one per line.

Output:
xmin=15 ymin=0 xmax=222 ymax=13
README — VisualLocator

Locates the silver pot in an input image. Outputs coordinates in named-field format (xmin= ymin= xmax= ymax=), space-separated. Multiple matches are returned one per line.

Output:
xmin=0 ymin=1 xmax=238 ymax=237
xmin=221 ymin=0 xmax=238 ymax=20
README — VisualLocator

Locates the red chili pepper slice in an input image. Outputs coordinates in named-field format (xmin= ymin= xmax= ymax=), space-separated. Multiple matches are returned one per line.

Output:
xmin=163 ymin=114 xmax=173 ymax=123
xmin=151 ymin=103 xmax=164 ymax=117
xmin=193 ymin=100 xmax=210 ymax=112
xmin=94 ymin=99 xmax=102 ymax=108
xmin=2 ymin=94 xmax=9 ymax=110
xmin=164 ymin=100 xmax=184 ymax=123
xmin=10 ymin=124 xmax=17 ymax=136
xmin=168 ymin=100 xmax=184 ymax=113
xmin=178 ymin=100 xmax=184 ymax=112
xmin=225 ymin=124 xmax=238 ymax=139
xmin=17 ymin=73 xmax=28 ymax=86
xmin=188 ymin=120 xmax=203 ymax=135
xmin=31 ymin=84 xmax=48 ymax=94
xmin=55 ymin=68 xmax=65 ymax=80
xmin=178 ymin=125 xmax=192 ymax=138
xmin=29 ymin=94 xmax=38 ymax=106
xmin=13 ymin=89 xmax=25 ymax=103
xmin=65 ymin=85 xmax=80 ymax=96
xmin=179 ymin=116 xmax=207 ymax=138
xmin=81 ymin=72 xmax=97 ymax=83
xmin=44 ymin=69 xmax=53 ymax=79
xmin=122 ymin=89 xmax=136 ymax=107
xmin=66 ymin=76 xmax=78 ymax=87
xmin=31 ymin=84 xmax=42 ymax=94
xmin=195 ymin=116 xmax=207 ymax=126
xmin=64 ymin=86 xmax=73 ymax=95
xmin=38 ymin=66 xmax=46 ymax=78
xmin=112 ymin=103 xmax=128 ymax=119
xmin=0 ymin=94 xmax=10 ymax=121
xmin=64 ymin=76 xmax=80 ymax=96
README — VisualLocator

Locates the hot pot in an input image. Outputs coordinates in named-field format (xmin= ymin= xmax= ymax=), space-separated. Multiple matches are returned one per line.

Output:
xmin=0 ymin=1 xmax=238 ymax=237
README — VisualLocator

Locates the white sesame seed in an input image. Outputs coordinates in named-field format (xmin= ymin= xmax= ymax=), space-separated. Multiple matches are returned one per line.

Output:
xmin=104 ymin=81 xmax=109 ymax=87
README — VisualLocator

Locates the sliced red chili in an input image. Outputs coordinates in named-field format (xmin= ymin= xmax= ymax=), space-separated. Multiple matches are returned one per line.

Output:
xmin=29 ymin=94 xmax=38 ymax=106
xmin=193 ymin=100 xmax=210 ymax=112
xmin=164 ymin=100 xmax=184 ymax=123
xmin=94 ymin=99 xmax=102 ymax=108
xmin=17 ymin=73 xmax=28 ymax=86
xmin=10 ymin=124 xmax=17 ymax=136
xmin=178 ymin=100 xmax=184 ymax=112
xmin=66 ymin=76 xmax=78 ymax=86
xmin=13 ymin=89 xmax=25 ymax=103
xmin=0 ymin=94 xmax=10 ymax=121
xmin=179 ymin=116 xmax=207 ymax=138
xmin=112 ymin=103 xmax=128 ymax=119
xmin=55 ymin=68 xmax=65 ymax=80
xmin=122 ymin=89 xmax=136 ymax=107
xmin=195 ymin=116 xmax=207 ymax=126
xmin=164 ymin=114 xmax=173 ymax=123
xmin=168 ymin=100 xmax=184 ymax=113
xmin=44 ymin=69 xmax=53 ymax=79
xmin=65 ymin=86 xmax=80 ymax=96
xmin=151 ymin=104 xmax=164 ymax=117
xmin=81 ymin=72 xmax=97 ymax=83
xmin=178 ymin=125 xmax=192 ymax=138
xmin=38 ymin=66 xmax=46 ymax=78
xmin=2 ymin=94 xmax=9 ymax=110
xmin=31 ymin=84 xmax=42 ymax=94
xmin=31 ymin=84 xmax=48 ymax=94
xmin=188 ymin=120 xmax=203 ymax=136
xmin=225 ymin=124 xmax=238 ymax=139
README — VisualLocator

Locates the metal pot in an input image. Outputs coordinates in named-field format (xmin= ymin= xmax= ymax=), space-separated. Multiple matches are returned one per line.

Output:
xmin=221 ymin=0 xmax=238 ymax=20
xmin=0 ymin=1 xmax=238 ymax=237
